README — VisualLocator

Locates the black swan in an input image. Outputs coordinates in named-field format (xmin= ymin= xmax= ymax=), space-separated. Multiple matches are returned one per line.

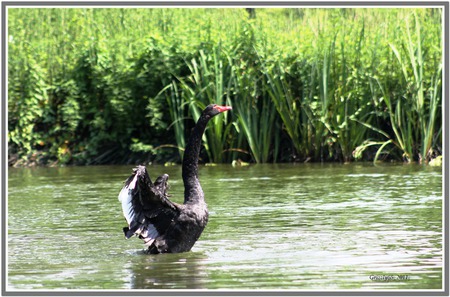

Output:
xmin=118 ymin=104 xmax=232 ymax=254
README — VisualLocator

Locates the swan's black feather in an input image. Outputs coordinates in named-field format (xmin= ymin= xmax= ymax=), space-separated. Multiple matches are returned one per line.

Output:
xmin=118 ymin=166 xmax=180 ymax=245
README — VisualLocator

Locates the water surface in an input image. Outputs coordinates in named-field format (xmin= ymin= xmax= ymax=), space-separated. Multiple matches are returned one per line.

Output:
xmin=7 ymin=163 xmax=443 ymax=291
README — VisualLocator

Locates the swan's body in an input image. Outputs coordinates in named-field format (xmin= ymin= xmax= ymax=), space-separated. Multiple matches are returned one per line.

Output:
xmin=118 ymin=104 xmax=231 ymax=253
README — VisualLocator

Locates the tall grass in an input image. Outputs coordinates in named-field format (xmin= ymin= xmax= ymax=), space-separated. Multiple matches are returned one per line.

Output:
xmin=232 ymin=69 xmax=279 ymax=163
xmin=264 ymin=61 xmax=304 ymax=160
xmin=7 ymin=8 xmax=443 ymax=165
xmin=354 ymin=12 xmax=442 ymax=163
xmin=172 ymin=46 xmax=234 ymax=163
xmin=231 ymin=23 xmax=280 ymax=163
xmin=155 ymin=81 xmax=186 ymax=160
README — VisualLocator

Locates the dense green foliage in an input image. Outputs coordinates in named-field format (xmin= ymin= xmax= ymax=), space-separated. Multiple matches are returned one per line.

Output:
xmin=8 ymin=8 xmax=442 ymax=166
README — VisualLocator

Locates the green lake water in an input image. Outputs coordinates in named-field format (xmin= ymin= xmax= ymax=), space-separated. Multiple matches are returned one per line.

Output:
xmin=7 ymin=163 xmax=443 ymax=291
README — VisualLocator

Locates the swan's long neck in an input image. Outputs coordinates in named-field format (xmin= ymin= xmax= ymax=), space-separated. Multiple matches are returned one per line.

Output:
xmin=182 ymin=115 xmax=209 ymax=204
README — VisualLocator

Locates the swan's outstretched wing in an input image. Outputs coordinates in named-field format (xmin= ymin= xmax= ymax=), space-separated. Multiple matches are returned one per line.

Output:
xmin=118 ymin=165 xmax=179 ymax=246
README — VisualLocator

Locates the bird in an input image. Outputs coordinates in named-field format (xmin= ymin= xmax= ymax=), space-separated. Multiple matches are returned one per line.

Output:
xmin=118 ymin=104 xmax=232 ymax=254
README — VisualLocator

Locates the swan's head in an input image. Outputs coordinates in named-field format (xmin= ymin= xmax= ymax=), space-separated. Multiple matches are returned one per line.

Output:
xmin=203 ymin=104 xmax=232 ymax=118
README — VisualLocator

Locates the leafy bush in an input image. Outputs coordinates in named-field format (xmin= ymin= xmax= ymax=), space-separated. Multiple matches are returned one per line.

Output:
xmin=7 ymin=8 xmax=442 ymax=165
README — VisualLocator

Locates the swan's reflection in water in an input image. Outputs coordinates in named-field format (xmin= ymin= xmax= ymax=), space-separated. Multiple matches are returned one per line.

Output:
xmin=126 ymin=250 xmax=208 ymax=289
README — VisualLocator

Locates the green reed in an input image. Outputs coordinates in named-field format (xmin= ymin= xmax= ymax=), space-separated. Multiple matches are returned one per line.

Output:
xmin=155 ymin=81 xmax=186 ymax=160
xmin=354 ymin=12 xmax=442 ymax=163
xmin=264 ymin=61 xmax=304 ymax=159
xmin=231 ymin=23 xmax=280 ymax=163
xmin=7 ymin=8 xmax=443 ymax=165
xmin=232 ymin=65 xmax=279 ymax=163
xmin=175 ymin=46 xmax=234 ymax=163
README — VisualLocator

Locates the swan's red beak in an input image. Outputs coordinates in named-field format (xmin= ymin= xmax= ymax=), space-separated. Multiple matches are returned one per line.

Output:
xmin=214 ymin=105 xmax=232 ymax=113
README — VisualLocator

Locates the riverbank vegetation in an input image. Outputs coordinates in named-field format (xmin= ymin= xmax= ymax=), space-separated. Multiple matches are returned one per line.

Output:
xmin=7 ymin=8 xmax=443 ymax=166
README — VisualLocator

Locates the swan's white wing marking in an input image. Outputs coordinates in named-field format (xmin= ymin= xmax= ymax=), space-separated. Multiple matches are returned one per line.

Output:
xmin=118 ymin=174 xmax=138 ymax=225
xmin=118 ymin=173 xmax=160 ymax=245
xmin=138 ymin=224 xmax=159 ymax=246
